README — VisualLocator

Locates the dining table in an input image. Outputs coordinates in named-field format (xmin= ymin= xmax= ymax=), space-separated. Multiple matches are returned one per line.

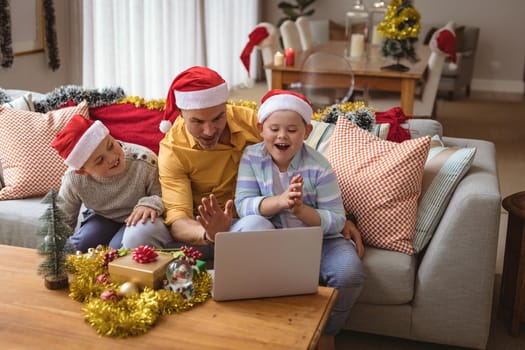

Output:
xmin=265 ymin=41 xmax=431 ymax=115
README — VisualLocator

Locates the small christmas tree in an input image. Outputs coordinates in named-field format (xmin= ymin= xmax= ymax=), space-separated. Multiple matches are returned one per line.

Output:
xmin=37 ymin=189 xmax=74 ymax=290
xmin=377 ymin=0 xmax=421 ymax=71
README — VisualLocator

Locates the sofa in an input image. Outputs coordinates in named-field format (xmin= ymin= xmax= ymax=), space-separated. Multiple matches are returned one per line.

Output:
xmin=0 ymin=90 xmax=500 ymax=349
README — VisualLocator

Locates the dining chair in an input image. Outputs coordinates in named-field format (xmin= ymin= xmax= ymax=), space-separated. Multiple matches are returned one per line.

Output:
xmin=295 ymin=16 xmax=314 ymax=51
xmin=251 ymin=22 xmax=282 ymax=90
xmin=279 ymin=20 xmax=303 ymax=52
xmin=368 ymin=22 xmax=456 ymax=118
xmin=293 ymin=50 xmax=358 ymax=110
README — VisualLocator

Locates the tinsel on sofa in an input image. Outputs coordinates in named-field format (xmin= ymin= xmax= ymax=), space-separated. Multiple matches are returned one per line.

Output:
xmin=33 ymin=85 xmax=126 ymax=112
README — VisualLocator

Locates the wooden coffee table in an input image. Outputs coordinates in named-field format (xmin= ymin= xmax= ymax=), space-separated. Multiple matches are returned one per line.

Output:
xmin=0 ymin=245 xmax=337 ymax=349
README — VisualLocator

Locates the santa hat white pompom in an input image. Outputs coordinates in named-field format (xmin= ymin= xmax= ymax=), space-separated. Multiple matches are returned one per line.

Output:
xmin=448 ymin=61 xmax=458 ymax=71
xmin=159 ymin=120 xmax=173 ymax=133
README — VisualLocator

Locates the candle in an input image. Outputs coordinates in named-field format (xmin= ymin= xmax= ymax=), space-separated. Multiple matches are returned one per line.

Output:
xmin=350 ymin=34 xmax=365 ymax=58
xmin=371 ymin=25 xmax=382 ymax=45
xmin=285 ymin=48 xmax=295 ymax=66
xmin=273 ymin=51 xmax=284 ymax=66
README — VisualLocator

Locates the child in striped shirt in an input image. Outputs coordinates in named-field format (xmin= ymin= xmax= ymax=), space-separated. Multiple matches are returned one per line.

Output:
xmin=234 ymin=89 xmax=365 ymax=350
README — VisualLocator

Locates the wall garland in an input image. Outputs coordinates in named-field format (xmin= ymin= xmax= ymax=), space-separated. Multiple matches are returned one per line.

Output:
xmin=0 ymin=0 xmax=60 ymax=70
xmin=43 ymin=0 xmax=60 ymax=70
xmin=0 ymin=0 xmax=13 ymax=68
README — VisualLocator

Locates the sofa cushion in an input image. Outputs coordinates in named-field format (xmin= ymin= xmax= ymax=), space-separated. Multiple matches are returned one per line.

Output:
xmin=0 ymin=101 xmax=90 ymax=200
xmin=306 ymin=120 xmax=390 ymax=158
xmin=357 ymin=247 xmax=417 ymax=304
xmin=0 ymin=197 xmax=48 ymax=248
xmin=413 ymin=135 xmax=476 ymax=253
xmin=1 ymin=92 xmax=35 ymax=111
xmin=328 ymin=117 xmax=430 ymax=255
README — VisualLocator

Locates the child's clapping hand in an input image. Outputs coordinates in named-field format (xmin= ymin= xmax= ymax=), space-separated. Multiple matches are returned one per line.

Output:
xmin=125 ymin=205 xmax=158 ymax=226
xmin=281 ymin=174 xmax=304 ymax=211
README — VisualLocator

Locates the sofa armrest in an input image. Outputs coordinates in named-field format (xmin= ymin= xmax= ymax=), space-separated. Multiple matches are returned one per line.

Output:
xmin=410 ymin=137 xmax=501 ymax=349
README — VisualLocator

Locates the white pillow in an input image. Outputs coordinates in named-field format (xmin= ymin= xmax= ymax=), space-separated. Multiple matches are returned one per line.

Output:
xmin=1 ymin=93 xmax=34 ymax=111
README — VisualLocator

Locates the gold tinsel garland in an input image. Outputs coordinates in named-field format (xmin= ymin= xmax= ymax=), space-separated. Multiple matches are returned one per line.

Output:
xmin=377 ymin=0 xmax=420 ymax=40
xmin=312 ymin=101 xmax=369 ymax=121
xmin=65 ymin=248 xmax=212 ymax=337
xmin=116 ymin=96 xmax=258 ymax=112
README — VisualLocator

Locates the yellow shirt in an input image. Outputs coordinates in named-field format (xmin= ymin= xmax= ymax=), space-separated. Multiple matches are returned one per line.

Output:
xmin=158 ymin=104 xmax=262 ymax=225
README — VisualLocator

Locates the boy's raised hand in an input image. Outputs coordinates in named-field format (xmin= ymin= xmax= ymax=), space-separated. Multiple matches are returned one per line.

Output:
xmin=283 ymin=174 xmax=304 ymax=210
xmin=125 ymin=205 xmax=158 ymax=226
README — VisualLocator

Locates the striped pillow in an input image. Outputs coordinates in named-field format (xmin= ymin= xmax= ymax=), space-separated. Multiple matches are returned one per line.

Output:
xmin=329 ymin=117 xmax=430 ymax=255
xmin=413 ymin=135 xmax=476 ymax=252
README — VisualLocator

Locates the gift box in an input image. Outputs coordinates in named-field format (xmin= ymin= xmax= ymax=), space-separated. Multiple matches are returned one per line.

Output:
xmin=108 ymin=253 xmax=174 ymax=290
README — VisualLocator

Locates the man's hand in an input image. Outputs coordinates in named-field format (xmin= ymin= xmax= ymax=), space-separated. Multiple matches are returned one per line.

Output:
xmin=125 ymin=205 xmax=157 ymax=226
xmin=342 ymin=219 xmax=365 ymax=259
xmin=196 ymin=194 xmax=233 ymax=241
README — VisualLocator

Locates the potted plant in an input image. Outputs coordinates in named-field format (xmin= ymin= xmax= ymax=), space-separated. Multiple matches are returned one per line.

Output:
xmin=277 ymin=0 xmax=316 ymax=27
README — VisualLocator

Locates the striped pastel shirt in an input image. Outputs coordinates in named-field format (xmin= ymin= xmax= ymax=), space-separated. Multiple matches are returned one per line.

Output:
xmin=235 ymin=142 xmax=346 ymax=239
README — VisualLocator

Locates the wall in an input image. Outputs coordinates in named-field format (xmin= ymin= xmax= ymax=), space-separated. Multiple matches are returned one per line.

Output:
xmin=263 ymin=0 xmax=525 ymax=93
xmin=1 ymin=0 xmax=523 ymax=93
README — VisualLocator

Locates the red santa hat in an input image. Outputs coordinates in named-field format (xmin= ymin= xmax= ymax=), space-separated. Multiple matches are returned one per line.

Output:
xmin=161 ymin=66 xmax=229 ymax=133
xmin=240 ymin=26 xmax=270 ymax=74
xmin=429 ymin=21 xmax=457 ymax=69
xmin=258 ymin=89 xmax=313 ymax=124
xmin=51 ymin=115 xmax=109 ymax=170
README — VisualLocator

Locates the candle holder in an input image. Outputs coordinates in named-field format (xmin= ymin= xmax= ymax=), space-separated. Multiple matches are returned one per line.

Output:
xmin=368 ymin=1 xmax=387 ymax=46
xmin=345 ymin=0 xmax=369 ymax=42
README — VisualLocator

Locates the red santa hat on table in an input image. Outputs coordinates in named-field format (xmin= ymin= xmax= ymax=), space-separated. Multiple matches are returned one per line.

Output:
xmin=429 ymin=21 xmax=457 ymax=70
xmin=161 ymin=66 xmax=229 ymax=133
xmin=51 ymin=115 xmax=109 ymax=170
xmin=258 ymin=89 xmax=313 ymax=124
xmin=240 ymin=26 xmax=270 ymax=73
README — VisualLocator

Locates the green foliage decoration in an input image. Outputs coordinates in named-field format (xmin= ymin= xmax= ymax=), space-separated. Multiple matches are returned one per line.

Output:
xmin=277 ymin=0 xmax=316 ymax=27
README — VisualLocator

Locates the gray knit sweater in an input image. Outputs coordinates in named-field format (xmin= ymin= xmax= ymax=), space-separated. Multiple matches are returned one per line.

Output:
xmin=59 ymin=142 xmax=164 ymax=230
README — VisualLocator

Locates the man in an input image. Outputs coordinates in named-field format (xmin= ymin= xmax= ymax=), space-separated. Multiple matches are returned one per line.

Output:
xmin=158 ymin=66 xmax=274 ymax=246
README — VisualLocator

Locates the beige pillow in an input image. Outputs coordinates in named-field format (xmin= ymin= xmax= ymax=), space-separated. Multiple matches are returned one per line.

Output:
xmin=1 ymin=93 xmax=34 ymax=111
xmin=328 ymin=117 xmax=430 ymax=255
xmin=0 ymin=101 xmax=90 ymax=200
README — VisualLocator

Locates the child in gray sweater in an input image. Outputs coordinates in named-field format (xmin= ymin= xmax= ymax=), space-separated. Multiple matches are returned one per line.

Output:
xmin=52 ymin=115 xmax=172 ymax=252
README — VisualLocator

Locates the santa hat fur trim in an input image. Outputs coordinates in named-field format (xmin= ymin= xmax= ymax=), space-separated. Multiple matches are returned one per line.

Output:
xmin=258 ymin=89 xmax=313 ymax=124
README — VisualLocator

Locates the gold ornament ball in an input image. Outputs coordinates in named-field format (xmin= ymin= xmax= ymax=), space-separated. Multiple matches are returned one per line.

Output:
xmin=119 ymin=282 xmax=139 ymax=296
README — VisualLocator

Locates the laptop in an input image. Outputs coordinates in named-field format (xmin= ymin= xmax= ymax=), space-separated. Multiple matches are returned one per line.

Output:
xmin=210 ymin=226 xmax=323 ymax=301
